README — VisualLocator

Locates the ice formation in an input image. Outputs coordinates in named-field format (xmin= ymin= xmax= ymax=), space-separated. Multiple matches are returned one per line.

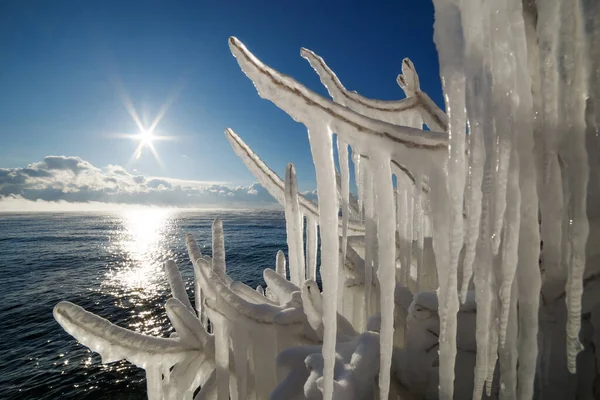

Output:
xmin=54 ymin=0 xmax=600 ymax=398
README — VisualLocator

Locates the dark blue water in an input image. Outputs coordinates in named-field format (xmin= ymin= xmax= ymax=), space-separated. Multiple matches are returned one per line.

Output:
xmin=0 ymin=210 xmax=288 ymax=399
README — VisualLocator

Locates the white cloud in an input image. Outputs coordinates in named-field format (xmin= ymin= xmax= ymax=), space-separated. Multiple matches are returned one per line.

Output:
xmin=0 ymin=155 xmax=279 ymax=209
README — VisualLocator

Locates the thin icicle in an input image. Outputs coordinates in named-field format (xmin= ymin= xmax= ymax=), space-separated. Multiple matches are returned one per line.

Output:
xmin=284 ymin=163 xmax=306 ymax=285
xmin=338 ymin=138 xmax=350 ymax=272
xmin=306 ymin=216 xmax=318 ymax=281
xmin=395 ymin=176 xmax=413 ymax=287
xmin=373 ymin=153 xmax=396 ymax=400
xmin=363 ymin=159 xmax=375 ymax=328
xmin=485 ymin=268 xmax=498 ymax=397
xmin=499 ymin=280 xmax=518 ymax=400
xmin=186 ymin=234 xmax=206 ymax=321
xmin=414 ymin=178 xmax=427 ymax=292
xmin=352 ymin=150 xmax=363 ymax=219
xmin=306 ymin=125 xmax=339 ymax=400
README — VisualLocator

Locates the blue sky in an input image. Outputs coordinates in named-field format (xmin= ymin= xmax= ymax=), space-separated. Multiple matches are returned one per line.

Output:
xmin=0 ymin=0 xmax=442 ymax=206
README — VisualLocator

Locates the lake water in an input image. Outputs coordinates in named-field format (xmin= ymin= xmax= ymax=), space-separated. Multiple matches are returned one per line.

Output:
xmin=0 ymin=209 xmax=289 ymax=399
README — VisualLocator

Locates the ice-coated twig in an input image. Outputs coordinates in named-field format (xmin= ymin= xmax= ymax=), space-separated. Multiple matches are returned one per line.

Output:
xmin=225 ymin=128 xmax=365 ymax=235
xmin=301 ymin=47 xmax=447 ymax=133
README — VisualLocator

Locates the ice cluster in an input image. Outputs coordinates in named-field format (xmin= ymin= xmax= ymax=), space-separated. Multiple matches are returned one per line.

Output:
xmin=54 ymin=0 xmax=600 ymax=398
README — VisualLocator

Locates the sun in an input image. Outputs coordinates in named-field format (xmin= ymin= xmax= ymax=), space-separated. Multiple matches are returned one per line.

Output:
xmin=138 ymin=129 xmax=156 ymax=147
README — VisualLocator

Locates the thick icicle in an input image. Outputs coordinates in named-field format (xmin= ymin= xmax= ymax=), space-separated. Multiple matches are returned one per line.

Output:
xmin=231 ymin=327 xmax=248 ymax=400
xmin=498 ymin=147 xmax=520 ymax=347
xmin=487 ymin=0 xmax=519 ymax=257
xmin=373 ymin=153 xmax=396 ymax=400
xmin=306 ymin=125 xmax=340 ymax=400
xmin=214 ymin=315 xmax=231 ymax=400
xmin=515 ymin=27 xmax=542 ymax=400
xmin=284 ymin=163 xmax=306 ymax=285
xmin=535 ymin=0 xmax=565 ymax=306
xmin=432 ymin=1 xmax=466 ymax=397
xmin=560 ymin=0 xmax=589 ymax=373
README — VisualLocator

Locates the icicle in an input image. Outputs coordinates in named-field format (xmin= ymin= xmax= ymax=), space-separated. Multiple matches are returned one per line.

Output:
xmin=276 ymin=250 xmax=287 ymax=280
xmin=306 ymin=217 xmax=318 ymax=281
xmin=498 ymin=147 xmax=520 ymax=347
xmin=515 ymin=62 xmax=543 ymax=400
xmin=498 ymin=279 xmax=518 ymax=400
xmin=306 ymin=125 xmax=339 ymax=400
xmin=510 ymin=0 xmax=542 ymax=396
xmin=487 ymin=0 xmax=519 ymax=256
xmin=351 ymin=150 xmax=363 ymax=219
xmin=414 ymin=177 xmax=427 ymax=292
xmin=396 ymin=185 xmax=406 ymax=286
xmin=284 ymin=163 xmax=306 ymax=285
xmin=146 ymin=367 xmax=162 ymax=400
xmin=394 ymin=175 xmax=413 ymax=288
xmin=485 ymin=267 xmax=498 ymax=397
xmin=338 ymin=138 xmax=350 ymax=273
xmin=363 ymin=158 xmax=375 ymax=327
xmin=231 ymin=327 xmax=248 ymax=400
xmin=373 ymin=153 xmax=396 ymax=400
xmin=535 ymin=0 xmax=564 ymax=304
xmin=432 ymin=0 xmax=466 ymax=397
xmin=560 ymin=0 xmax=589 ymax=374
xmin=211 ymin=315 xmax=231 ymax=400
xmin=186 ymin=234 xmax=206 ymax=321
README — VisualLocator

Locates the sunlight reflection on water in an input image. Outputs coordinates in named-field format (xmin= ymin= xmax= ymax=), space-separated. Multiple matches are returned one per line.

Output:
xmin=102 ymin=208 xmax=175 ymax=301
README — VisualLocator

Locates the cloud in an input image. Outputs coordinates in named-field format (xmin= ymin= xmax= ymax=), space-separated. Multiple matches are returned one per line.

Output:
xmin=0 ymin=155 xmax=279 ymax=209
